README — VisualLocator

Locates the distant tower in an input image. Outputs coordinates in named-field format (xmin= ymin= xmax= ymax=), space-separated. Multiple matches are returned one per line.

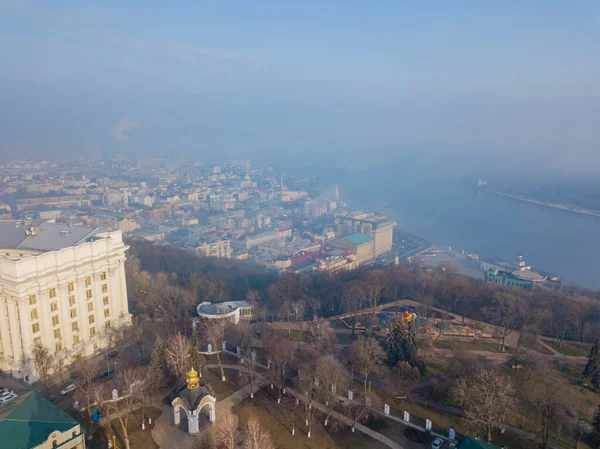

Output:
xmin=394 ymin=252 xmax=400 ymax=266
xmin=280 ymin=176 xmax=284 ymax=194
xmin=334 ymin=184 xmax=340 ymax=200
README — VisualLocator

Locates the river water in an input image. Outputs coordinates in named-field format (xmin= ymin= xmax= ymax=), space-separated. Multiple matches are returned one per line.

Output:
xmin=332 ymin=162 xmax=600 ymax=289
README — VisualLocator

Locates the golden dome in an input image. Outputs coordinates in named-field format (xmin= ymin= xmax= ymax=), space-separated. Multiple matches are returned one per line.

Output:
xmin=186 ymin=367 xmax=200 ymax=390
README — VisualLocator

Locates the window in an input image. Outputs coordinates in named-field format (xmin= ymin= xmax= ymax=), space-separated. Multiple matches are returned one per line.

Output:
xmin=52 ymin=316 xmax=59 ymax=326
xmin=103 ymin=296 xmax=109 ymax=305
xmin=50 ymin=302 xmax=58 ymax=312
xmin=55 ymin=342 xmax=62 ymax=353
xmin=73 ymin=335 xmax=80 ymax=344
xmin=29 ymin=295 xmax=37 ymax=305
xmin=53 ymin=329 xmax=61 ymax=339
xmin=86 ymin=290 xmax=92 ymax=299
xmin=69 ymin=295 xmax=76 ymax=306
xmin=32 ymin=323 xmax=40 ymax=333
xmin=101 ymin=272 xmax=107 ymax=280
xmin=72 ymin=322 xmax=79 ymax=332
xmin=105 ymin=320 xmax=111 ymax=329
xmin=30 ymin=309 xmax=38 ymax=320
xmin=49 ymin=288 xmax=56 ymax=298
xmin=68 ymin=282 xmax=74 ymax=292
xmin=70 ymin=309 xmax=77 ymax=318
xmin=104 ymin=309 xmax=110 ymax=317
xmin=87 ymin=302 xmax=94 ymax=312
xmin=89 ymin=327 xmax=96 ymax=337
xmin=88 ymin=315 xmax=95 ymax=324
xmin=85 ymin=277 xmax=91 ymax=287
xmin=101 ymin=284 xmax=108 ymax=293
xmin=34 ymin=337 xmax=42 ymax=345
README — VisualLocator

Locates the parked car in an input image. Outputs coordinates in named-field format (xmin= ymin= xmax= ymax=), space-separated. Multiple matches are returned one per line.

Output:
xmin=429 ymin=437 xmax=444 ymax=449
xmin=60 ymin=384 xmax=76 ymax=395
xmin=98 ymin=369 xmax=115 ymax=379
xmin=0 ymin=392 xmax=18 ymax=404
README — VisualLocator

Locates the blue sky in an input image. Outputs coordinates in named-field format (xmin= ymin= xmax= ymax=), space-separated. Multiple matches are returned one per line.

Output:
xmin=0 ymin=1 xmax=599 ymax=173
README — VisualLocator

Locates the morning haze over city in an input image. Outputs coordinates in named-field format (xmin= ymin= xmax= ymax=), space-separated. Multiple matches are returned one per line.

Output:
xmin=0 ymin=2 xmax=599 ymax=449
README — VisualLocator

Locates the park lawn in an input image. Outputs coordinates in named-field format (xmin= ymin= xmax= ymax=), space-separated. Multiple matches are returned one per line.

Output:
xmin=434 ymin=339 xmax=502 ymax=353
xmin=331 ymin=319 xmax=349 ymax=330
xmin=108 ymin=407 xmax=162 ymax=449
xmin=543 ymin=339 xmax=590 ymax=357
xmin=233 ymin=390 xmax=389 ymax=449
xmin=335 ymin=332 xmax=357 ymax=345
xmin=202 ymin=367 xmax=247 ymax=400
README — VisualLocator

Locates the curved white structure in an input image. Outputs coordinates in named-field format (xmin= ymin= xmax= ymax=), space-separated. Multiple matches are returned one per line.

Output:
xmin=196 ymin=301 xmax=252 ymax=325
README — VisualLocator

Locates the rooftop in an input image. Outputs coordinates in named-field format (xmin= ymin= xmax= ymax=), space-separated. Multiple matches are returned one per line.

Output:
xmin=345 ymin=232 xmax=373 ymax=246
xmin=0 ymin=220 xmax=107 ymax=254
xmin=0 ymin=391 xmax=83 ymax=449
xmin=197 ymin=300 xmax=251 ymax=316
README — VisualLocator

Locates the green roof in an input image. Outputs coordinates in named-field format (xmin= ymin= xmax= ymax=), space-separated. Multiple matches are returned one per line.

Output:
xmin=345 ymin=232 xmax=372 ymax=246
xmin=0 ymin=391 xmax=83 ymax=449
xmin=459 ymin=436 xmax=501 ymax=449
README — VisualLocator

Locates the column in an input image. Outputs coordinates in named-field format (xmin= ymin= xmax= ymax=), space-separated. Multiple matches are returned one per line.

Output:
xmin=117 ymin=257 xmax=131 ymax=325
xmin=76 ymin=273 xmax=91 ymax=356
xmin=18 ymin=299 xmax=33 ymax=367
xmin=6 ymin=300 xmax=23 ymax=369
xmin=0 ymin=300 xmax=13 ymax=359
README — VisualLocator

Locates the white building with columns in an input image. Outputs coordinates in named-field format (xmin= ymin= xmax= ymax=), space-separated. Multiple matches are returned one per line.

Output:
xmin=0 ymin=220 xmax=131 ymax=381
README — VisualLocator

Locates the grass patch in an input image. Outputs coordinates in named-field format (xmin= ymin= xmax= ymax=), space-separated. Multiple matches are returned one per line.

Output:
xmin=434 ymin=339 xmax=503 ymax=353
xmin=233 ymin=389 xmax=389 ymax=449
xmin=335 ymin=332 xmax=357 ymax=345
xmin=202 ymin=366 xmax=247 ymax=400
xmin=107 ymin=407 xmax=162 ymax=449
xmin=549 ymin=342 xmax=589 ymax=357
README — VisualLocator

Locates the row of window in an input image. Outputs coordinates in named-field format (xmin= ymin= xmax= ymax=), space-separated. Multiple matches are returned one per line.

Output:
xmin=30 ymin=297 xmax=110 ymax=321
xmin=32 ymin=322 xmax=112 ymax=353
xmin=27 ymin=273 xmax=108 ymax=304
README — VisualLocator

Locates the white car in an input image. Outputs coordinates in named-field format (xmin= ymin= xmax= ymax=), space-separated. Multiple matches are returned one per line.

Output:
xmin=0 ymin=392 xmax=18 ymax=404
xmin=429 ymin=438 xmax=444 ymax=449
xmin=60 ymin=384 xmax=76 ymax=396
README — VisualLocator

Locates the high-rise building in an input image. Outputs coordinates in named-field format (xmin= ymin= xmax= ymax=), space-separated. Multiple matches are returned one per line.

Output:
xmin=0 ymin=220 xmax=131 ymax=381
xmin=196 ymin=239 xmax=232 ymax=258
xmin=338 ymin=212 xmax=394 ymax=258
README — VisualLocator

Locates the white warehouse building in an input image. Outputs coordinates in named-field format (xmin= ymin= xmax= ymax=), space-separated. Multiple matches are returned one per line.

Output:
xmin=0 ymin=220 xmax=131 ymax=382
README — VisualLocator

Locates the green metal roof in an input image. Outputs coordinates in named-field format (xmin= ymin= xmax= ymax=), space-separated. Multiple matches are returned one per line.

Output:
xmin=459 ymin=436 xmax=501 ymax=449
xmin=345 ymin=232 xmax=372 ymax=246
xmin=0 ymin=391 xmax=83 ymax=449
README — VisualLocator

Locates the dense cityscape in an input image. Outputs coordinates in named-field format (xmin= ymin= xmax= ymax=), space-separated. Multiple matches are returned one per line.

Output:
xmin=2 ymin=2 xmax=600 ymax=449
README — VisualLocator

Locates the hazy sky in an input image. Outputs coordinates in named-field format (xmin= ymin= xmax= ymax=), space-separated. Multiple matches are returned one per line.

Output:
xmin=1 ymin=1 xmax=599 ymax=174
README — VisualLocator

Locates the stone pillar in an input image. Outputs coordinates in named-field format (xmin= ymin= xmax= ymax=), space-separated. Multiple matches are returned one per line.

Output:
xmin=174 ymin=406 xmax=181 ymax=426
xmin=7 ymin=300 xmax=23 ymax=371
xmin=348 ymin=390 xmax=353 ymax=401
xmin=0 ymin=301 xmax=13 ymax=360
xmin=403 ymin=411 xmax=410 ymax=423
xmin=384 ymin=404 xmax=390 ymax=415
xmin=18 ymin=299 xmax=33 ymax=375
xmin=210 ymin=407 xmax=216 ymax=423
xmin=426 ymin=418 xmax=432 ymax=431
xmin=188 ymin=411 xmax=199 ymax=435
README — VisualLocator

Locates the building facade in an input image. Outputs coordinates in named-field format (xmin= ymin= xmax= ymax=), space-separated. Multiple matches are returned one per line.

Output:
xmin=338 ymin=212 xmax=394 ymax=258
xmin=0 ymin=220 xmax=131 ymax=381
xmin=196 ymin=239 xmax=232 ymax=258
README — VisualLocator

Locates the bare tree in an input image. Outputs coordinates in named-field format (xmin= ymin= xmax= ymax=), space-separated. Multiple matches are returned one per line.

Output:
xmin=453 ymin=369 xmax=517 ymax=442
xmin=491 ymin=291 xmax=524 ymax=352
xmin=203 ymin=319 xmax=227 ymax=381
xmin=348 ymin=336 xmax=385 ymax=396
xmin=343 ymin=280 xmax=367 ymax=336
xmin=266 ymin=336 xmax=295 ymax=403
xmin=315 ymin=355 xmax=349 ymax=426
xmin=243 ymin=415 xmax=275 ymax=449
xmin=296 ymin=364 xmax=319 ymax=438
xmin=362 ymin=270 xmax=387 ymax=334
xmin=73 ymin=358 xmax=98 ymax=418
xmin=132 ymin=314 xmax=149 ymax=361
xmin=527 ymin=369 xmax=565 ymax=449
xmin=165 ymin=334 xmax=192 ymax=381
xmin=31 ymin=343 xmax=56 ymax=396
xmin=98 ymin=367 xmax=146 ymax=449
xmin=241 ymin=347 xmax=258 ymax=398
xmin=306 ymin=317 xmax=336 ymax=354
xmin=215 ymin=409 xmax=239 ymax=449
xmin=343 ymin=390 xmax=382 ymax=432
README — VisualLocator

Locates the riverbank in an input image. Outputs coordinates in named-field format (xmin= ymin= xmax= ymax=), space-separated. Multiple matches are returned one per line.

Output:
xmin=489 ymin=190 xmax=600 ymax=218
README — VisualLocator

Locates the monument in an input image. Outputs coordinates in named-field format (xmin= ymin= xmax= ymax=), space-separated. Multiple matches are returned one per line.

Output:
xmin=171 ymin=367 xmax=217 ymax=435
